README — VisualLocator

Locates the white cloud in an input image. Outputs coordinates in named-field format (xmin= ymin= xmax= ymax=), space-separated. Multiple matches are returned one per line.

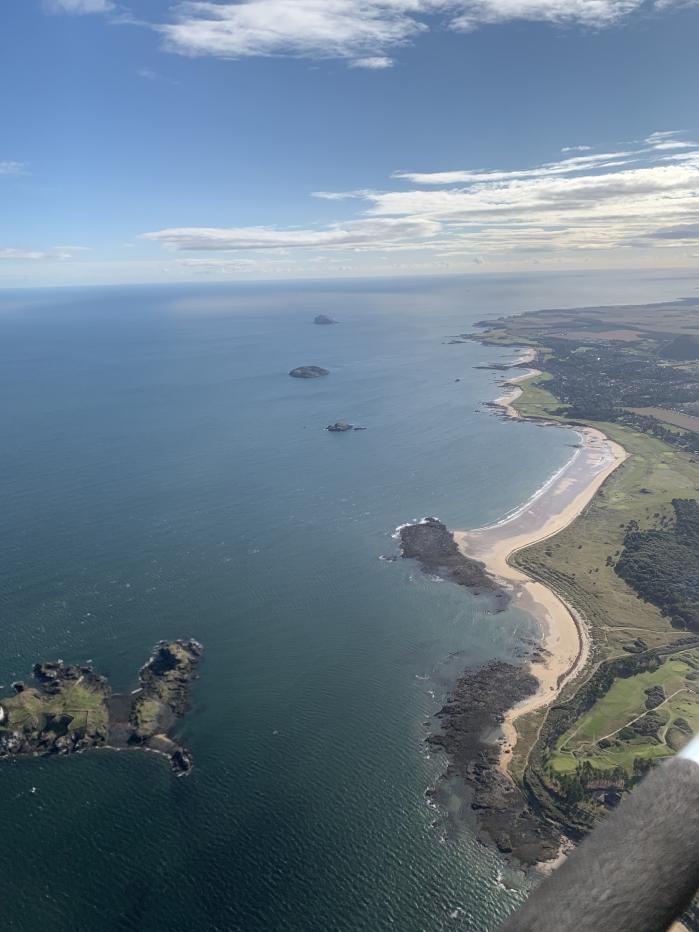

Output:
xmin=561 ymin=145 xmax=592 ymax=152
xmin=140 ymin=217 xmax=441 ymax=251
xmin=311 ymin=188 xmax=377 ymax=200
xmin=157 ymin=1 xmax=698 ymax=67
xmin=645 ymin=130 xmax=684 ymax=142
xmin=174 ymin=258 xmax=258 ymax=273
xmin=0 ymin=248 xmax=49 ymax=260
xmin=158 ymin=1 xmax=425 ymax=66
xmin=0 ymin=161 xmax=28 ymax=175
xmin=392 ymin=150 xmax=636 ymax=185
xmin=349 ymin=55 xmax=395 ymax=68
xmin=45 ymin=0 xmax=114 ymax=12
xmin=0 ymin=245 xmax=89 ymax=261
xmin=650 ymin=140 xmax=695 ymax=150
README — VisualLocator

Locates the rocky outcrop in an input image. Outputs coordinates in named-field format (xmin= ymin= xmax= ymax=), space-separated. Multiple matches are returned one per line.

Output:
xmin=128 ymin=639 xmax=203 ymax=774
xmin=399 ymin=518 xmax=508 ymax=608
xmin=326 ymin=421 xmax=366 ymax=432
xmin=313 ymin=314 xmax=335 ymax=325
xmin=289 ymin=366 xmax=329 ymax=379
xmin=429 ymin=660 xmax=563 ymax=864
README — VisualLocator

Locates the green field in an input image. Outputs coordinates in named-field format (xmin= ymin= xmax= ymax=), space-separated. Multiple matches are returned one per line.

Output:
xmin=511 ymin=372 xmax=564 ymax=421
xmin=547 ymin=652 xmax=699 ymax=777
xmin=627 ymin=406 xmax=699 ymax=432
xmin=0 ymin=681 xmax=109 ymax=737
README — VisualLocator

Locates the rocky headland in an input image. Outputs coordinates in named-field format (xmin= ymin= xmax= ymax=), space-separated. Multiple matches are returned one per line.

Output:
xmin=429 ymin=660 xmax=563 ymax=865
xmin=399 ymin=517 xmax=508 ymax=608
xmin=289 ymin=366 xmax=329 ymax=379
xmin=0 ymin=639 xmax=203 ymax=775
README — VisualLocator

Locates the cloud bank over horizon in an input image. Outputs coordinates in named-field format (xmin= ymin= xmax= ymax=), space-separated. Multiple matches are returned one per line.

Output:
xmin=134 ymin=132 xmax=699 ymax=276
xmin=4 ymin=130 xmax=698 ymax=282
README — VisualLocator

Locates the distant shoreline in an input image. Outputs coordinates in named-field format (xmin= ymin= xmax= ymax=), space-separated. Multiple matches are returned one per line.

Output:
xmin=455 ymin=351 xmax=628 ymax=774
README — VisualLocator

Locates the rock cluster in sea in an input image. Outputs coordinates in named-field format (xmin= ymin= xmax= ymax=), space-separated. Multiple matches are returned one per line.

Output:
xmin=313 ymin=314 xmax=335 ymax=325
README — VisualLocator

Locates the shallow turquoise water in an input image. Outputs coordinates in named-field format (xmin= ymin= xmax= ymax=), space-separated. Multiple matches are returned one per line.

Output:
xmin=0 ymin=272 xmax=693 ymax=931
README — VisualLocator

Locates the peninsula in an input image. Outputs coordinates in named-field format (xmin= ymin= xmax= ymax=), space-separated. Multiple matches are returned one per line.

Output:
xmin=0 ymin=639 xmax=203 ymax=775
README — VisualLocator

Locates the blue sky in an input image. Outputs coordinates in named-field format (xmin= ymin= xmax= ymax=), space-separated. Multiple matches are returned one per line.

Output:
xmin=2 ymin=0 xmax=699 ymax=285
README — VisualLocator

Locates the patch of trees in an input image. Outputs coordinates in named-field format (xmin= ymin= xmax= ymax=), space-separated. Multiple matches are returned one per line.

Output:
xmin=615 ymin=499 xmax=699 ymax=630
xmin=542 ymin=341 xmax=699 ymax=420
xmin=660 ymin=335 xmax=699 ymax=361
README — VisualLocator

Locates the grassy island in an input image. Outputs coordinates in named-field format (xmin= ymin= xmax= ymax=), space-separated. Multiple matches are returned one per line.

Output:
xmin=0 ymin=639 xmax=203 ymax=775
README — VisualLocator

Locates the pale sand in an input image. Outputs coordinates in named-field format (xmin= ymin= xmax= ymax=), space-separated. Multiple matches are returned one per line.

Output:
xmin=455 ymin=361 xmax=628 ymax=774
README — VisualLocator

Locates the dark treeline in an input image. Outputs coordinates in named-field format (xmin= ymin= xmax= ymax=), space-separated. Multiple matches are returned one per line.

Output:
xmin=615 ymin=499 xmax=699 ymax=630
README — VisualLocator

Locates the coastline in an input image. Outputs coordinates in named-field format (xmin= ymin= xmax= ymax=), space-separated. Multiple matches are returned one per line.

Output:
xmin=455 ymin=354 xmax=628 ymax=775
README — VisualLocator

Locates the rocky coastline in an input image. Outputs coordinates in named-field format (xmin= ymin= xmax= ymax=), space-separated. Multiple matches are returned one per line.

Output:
xmin=429 ymin=660 xmax=563 ymax=865
xmin=0 ymin=639 xmax=203 ymax=776
xmin=399 ymin=517 xmax=509 ymax=609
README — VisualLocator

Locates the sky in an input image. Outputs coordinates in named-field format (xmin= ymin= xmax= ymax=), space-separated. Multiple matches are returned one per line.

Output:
xmin=1 ymin=0 xmax=699 ymax=286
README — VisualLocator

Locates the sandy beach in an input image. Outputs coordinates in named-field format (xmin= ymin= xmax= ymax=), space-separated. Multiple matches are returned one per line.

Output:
xmin=455 ymin=357 xmax=628 ymax=773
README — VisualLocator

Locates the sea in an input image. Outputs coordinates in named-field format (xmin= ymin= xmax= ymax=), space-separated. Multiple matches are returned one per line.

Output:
xmin=0 ymin=270 xmax=696 ymax=932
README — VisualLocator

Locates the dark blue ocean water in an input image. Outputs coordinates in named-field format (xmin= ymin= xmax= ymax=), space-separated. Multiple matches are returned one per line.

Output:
xmin=0 ymin=272 xmax=694 ymax=931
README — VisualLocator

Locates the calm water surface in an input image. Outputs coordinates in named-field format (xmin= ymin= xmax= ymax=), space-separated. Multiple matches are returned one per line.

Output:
xmin=0 ymin=272 xmax=695 ymax=931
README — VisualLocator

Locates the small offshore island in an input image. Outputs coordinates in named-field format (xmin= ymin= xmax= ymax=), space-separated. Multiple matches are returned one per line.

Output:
xmin=0 ymin=639 xmax=203 ymax=776
xmin=423 ymin=298 xmax=699 ymax=927
xmin=289 ymin=365 xmax=329 ymax=379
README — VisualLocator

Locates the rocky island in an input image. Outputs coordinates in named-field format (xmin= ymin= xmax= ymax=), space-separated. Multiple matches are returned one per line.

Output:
xmin=326 ymin=420 xmax=366 ymax=432
xmin=0 ymin=639 xmax=203 ymax=775
xmin=399 ymin=517 xmax=508 ymax=608
xmin=289 ymin=366 xmax=329 ymax=379
xmin=313 ymin=314 xmax=335 ymax=325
